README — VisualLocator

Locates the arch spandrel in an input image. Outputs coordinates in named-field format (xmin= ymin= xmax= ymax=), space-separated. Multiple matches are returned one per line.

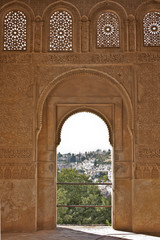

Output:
xmin=136 ymin=0 xmax=160 ymax=16
xmin=37 ymin=68 xmax=133 ymax=133
xmin=42 ymin=0 xmax=81 ymax=21
xmin=88 ymin=0 xmax=127 ymax=21
xmin=0 ymin=0 xmax=35 ymax=18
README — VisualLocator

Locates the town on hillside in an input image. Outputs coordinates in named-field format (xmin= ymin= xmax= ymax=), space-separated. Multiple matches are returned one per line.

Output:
xmin=57 ymin=149 xmax=112 ymax=197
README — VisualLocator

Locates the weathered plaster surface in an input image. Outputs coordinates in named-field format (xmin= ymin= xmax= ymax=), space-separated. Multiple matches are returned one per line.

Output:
xmin=0 ymin=0 xmax=160 ymax=236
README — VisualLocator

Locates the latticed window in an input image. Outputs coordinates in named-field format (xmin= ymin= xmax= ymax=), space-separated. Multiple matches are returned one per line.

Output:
xmin=97 ymin=12 xmax=120 ymax=48
xmin=4 ymin=10 xmax=27 ymax=51
xmin=49 ymin=10 xmax=73 ymax=51
xmin=143 ymin=12 xmax=160 ymax=47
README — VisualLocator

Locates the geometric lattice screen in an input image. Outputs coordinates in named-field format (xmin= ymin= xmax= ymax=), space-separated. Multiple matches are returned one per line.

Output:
xmin=143 ymin=12 xmax=160 ymax=47
xmin=4 ymin=11 xmax=27 ymax=51
xmin=49 ymin=11 xmax=73 ymax=51
xmin=97 ymin=12 xmax=120 ymax=48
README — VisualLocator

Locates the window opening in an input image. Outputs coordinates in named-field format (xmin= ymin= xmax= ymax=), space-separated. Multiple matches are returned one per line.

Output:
xmin=143 ymin=11 xmax=160 ymax=47
xmin=57 ymin=112 xmax=112 ymax=225
xmin=49 ymin=10 xmax=73 ymax=51
xmin=4 ymin=10 xmax=27 ymax=51
xmin=97 ymin=12 xmax=120 ymax=48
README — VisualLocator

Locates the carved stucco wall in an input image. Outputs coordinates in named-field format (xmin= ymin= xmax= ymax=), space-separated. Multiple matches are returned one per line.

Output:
xmin=36 ymin=68 xmax=133 ymax=230
xmin=0 ymin=0 xmax=160 ymax=236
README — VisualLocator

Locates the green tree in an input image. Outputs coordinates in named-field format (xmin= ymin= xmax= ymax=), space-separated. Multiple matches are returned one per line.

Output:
xmin=57 ymin=168 xmax=111 ymax=225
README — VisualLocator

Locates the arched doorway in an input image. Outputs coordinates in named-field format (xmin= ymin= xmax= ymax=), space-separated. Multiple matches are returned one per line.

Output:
xmin=37 ymin=69 xmax=133 ymax=231
xmin=57 ymin=111 xmax=112 ymax=225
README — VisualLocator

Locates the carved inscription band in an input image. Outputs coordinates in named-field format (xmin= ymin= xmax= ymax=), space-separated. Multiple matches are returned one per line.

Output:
xmin=138 ymin=148 xmax=160 ymax=159
xmin=135 ymin=163 xmax=160 ymax=179
xmin=0 ymin=148 xmax=32 ymax=159
xmin=0 ymin=163 xmax=35 ymax=179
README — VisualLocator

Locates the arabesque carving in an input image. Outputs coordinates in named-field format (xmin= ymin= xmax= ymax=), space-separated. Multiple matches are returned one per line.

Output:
xmin=0 ymin=148 xmax=32 ymax=159
xmin=138 ymin=53 xmax=160 ymax=62
xmin=138 ymin=147 xmax=160 ymax=160
xmin=0 ymin=0 xmax=160 ymax=236
xmin=37 ymin=68 xmax=133 ymax=131
xmin=135 ymin=163 xmax=160 ymax=179
xmin=0 ymin=99 xmax=33 ymax=145
xmin=0 ymin=65 xmax=33 ymax=97
xmin=0 ymin=163 xmax=35 ymax=179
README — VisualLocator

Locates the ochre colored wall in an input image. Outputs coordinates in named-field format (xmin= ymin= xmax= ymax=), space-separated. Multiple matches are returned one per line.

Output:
xmin=0 ymin=0 xmax=160 ymax=236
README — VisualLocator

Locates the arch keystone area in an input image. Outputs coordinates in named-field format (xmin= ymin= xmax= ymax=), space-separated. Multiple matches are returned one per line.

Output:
xmin=37 ymin=68 xmax=133 ymax=132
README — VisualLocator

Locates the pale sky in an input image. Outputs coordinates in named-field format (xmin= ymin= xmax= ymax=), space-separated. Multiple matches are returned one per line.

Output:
xmin=57 ymin=112 xmax=112 ymax=154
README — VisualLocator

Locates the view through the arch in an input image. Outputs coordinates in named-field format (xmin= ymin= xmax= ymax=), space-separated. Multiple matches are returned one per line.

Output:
xmin=57 ymin=112 xmax=112 ymax=225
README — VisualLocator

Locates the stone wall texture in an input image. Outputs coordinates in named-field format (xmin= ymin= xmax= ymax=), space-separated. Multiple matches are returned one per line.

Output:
xmin=0 ymin=0 xmax=160 ymax=236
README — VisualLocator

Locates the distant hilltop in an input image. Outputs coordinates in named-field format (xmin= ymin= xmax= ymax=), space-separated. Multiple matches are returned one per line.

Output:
xmin=57 ymin=149 xmax=112 ymax=183
xmin=57 ymin=149 xmax=111 ymax=164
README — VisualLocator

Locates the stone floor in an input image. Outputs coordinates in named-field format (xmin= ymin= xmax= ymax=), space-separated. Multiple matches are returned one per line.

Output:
xmin=2 ymin=226 xmax=160 ymax=240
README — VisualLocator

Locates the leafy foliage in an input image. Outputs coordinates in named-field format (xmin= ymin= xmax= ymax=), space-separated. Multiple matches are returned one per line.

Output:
xmin=57 ymin=168 xmax=111 ymax=225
